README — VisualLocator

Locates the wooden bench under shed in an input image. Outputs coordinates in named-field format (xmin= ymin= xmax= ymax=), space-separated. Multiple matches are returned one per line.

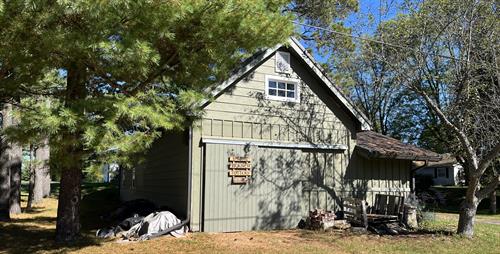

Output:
xmin=343 ymin=194 xmax=405 ymax=228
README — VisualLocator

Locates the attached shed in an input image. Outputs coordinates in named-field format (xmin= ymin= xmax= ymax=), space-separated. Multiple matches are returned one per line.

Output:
xmin=120 ymin=38 xmax=441 ymax=232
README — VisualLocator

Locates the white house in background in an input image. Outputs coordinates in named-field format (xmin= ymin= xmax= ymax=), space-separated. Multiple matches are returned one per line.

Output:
xmin=416 ymin=154 xmax=462 ymax=186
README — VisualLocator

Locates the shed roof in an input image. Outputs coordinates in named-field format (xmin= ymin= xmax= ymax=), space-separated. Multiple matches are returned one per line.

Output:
xmin=356 ymin=131 xmax=442 ymax=162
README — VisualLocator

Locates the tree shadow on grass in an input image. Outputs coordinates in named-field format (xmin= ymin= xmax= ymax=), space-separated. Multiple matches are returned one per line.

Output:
xmin=0 ymin=222 xmax=103 ymax=254
xmin=20 ymin=207 xmax=47 ymax=215
xmin=0 ymin=183 xmax=121 ymax=254
xmin=10 ymin=216 xmax=57 ymax=225
xmin=296 ymin=226 xmax=455 ymax=241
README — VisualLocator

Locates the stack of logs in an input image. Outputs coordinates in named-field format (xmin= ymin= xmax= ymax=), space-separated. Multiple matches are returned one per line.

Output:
xmin=306 ymin=209 xmax=351 ymax=230
xmin=308 ymin=209 xmax=335 ymax=230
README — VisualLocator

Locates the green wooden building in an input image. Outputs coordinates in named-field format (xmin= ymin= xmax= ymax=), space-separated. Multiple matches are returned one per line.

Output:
xmin=120 ymin=38 xmax=441 ymax=232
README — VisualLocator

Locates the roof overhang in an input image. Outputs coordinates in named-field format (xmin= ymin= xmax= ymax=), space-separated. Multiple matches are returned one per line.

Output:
xmin=355 ymin=131 xmax=442 ymax=162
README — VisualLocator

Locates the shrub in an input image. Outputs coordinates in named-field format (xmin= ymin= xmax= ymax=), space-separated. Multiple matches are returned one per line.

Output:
xmin=415 ymin=174 xmax=434 ymax=191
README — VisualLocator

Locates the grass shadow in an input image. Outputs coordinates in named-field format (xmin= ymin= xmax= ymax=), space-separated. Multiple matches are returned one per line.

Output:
xmin=0 ymin=223 xmax=103 ymax=254
xmin=0 ymin=182 xmax=121 ymax=254
xmin=21 ymin=207 xmax=47 ymax=215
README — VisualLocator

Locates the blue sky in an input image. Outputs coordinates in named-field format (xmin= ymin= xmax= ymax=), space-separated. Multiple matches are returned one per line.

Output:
xmin=345 ymin=0 xmax=402 ymax=34
xmin=305 ymin=0 xmax=403 ymax=63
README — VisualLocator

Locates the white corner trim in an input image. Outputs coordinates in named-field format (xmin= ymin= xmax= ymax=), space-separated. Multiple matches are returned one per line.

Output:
xmin=201 ymin=137 xmax=347 ymax=151
xmin=264 ymin=75 xmax=301 ymax=103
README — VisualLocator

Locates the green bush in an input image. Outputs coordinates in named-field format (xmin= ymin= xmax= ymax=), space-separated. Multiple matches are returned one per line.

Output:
xmin=415 ymin=174 xmax=434 ymax=191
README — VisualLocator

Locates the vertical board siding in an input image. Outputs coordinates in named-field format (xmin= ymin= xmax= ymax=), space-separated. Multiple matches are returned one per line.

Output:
xmin=120 ymin=131 xmax=189 ymax=218
xmin=201 ymin=146 xmax=412 ymax=232
xmin=188 ymin=48 xmax=413 ymax=231
xmin=203 ymin=143 xmax=339 ymax=232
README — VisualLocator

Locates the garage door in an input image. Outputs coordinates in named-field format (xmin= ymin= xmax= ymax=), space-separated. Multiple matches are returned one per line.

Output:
xmin=202 ymin=143 xmax=339 ymax=232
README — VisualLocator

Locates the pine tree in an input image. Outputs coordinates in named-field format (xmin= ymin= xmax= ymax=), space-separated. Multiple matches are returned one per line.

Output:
xmin=0 ymin=0 xmax=293 ymax=241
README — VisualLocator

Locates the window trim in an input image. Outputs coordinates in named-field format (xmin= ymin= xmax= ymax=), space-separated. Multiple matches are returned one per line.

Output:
xmin=265 ymin=75 xmax=300 ymax=103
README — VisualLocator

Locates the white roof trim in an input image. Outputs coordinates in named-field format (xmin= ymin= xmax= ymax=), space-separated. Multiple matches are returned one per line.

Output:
xmin=202 ymin=37 xmax=372 ymax=131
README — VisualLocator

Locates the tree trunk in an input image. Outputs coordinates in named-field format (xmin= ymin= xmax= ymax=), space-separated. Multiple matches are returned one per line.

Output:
xmin=457 ymin=179 xmax=480 ymax=237
xmin=490 ymin=190 xmax=497 ymax=214
xmin=9 ymin=143 xmax=22 ymax=214
xmin=26 ymin=145 xmax=35 ymax=210
xmin=37 ymin=140 xmax=51 ymax=198
xmin=1 ymin=104 xmax=15 ymax=220
xmin=55 ymin=63 xmax=86 ymax=242
xmin=32 ymin=144 xmax=48 ymax=204
xmin=55 ymin=162 xmax=82 ymax=242
xmin=0 ymin=138 xmax=10 ymax=221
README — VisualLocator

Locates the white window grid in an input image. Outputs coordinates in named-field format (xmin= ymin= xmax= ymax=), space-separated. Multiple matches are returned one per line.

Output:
xmin=265 ymin=75 xmax=300 ymax=103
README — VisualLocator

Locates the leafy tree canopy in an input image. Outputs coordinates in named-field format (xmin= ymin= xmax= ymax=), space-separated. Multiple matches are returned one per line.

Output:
xmin=0 ymin=0 xmax=294 ymax=169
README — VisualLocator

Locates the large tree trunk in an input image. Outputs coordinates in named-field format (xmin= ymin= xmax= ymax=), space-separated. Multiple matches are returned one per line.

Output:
xmin=1 ymin=104 xmax=17 ymax=220
xmin=9 ymin=143 xmax=22 ymax=214
xmin=0 ymin=138 xmax=10 ymax=221
xmin=490 ymin=190 xmax=497 ymax=214
xmin=457 ymin=197 xmax=479 ymax=237
xmin=26 ymin=145 xmax=35 ymax=210
xmin=32 ymin=142 xmax=50 ymax=203
xmin=38 ymin=141 xmax=51 ymax=198
xmin=55 ymin=64 xmax=86 ymax=242
xmin=457 ymin=178 xmax=480 ymax=237
xmin=55 ymin=161 xmax=82 ymax=242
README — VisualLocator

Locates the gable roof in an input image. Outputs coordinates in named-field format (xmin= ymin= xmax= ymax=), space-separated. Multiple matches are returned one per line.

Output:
xmin=202 ymin=37 xmax=371 ymax=131
xmin=356 ymin=131 xmax=442 ymax=162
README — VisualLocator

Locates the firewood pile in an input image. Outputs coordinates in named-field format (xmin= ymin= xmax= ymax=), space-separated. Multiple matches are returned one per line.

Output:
xmin=308 ymin=209 xmax=336 ymax=230
xmin=299 ymin=209 xmax=351 ymax=230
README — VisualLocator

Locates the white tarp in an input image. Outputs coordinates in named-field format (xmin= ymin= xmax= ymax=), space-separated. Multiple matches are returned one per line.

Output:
xmin=123 ymin=211 xmax=187 ymax=240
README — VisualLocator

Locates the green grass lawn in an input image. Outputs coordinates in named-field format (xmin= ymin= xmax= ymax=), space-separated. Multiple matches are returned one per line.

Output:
xmin=0 ymin=184 xmax=499 ymax=254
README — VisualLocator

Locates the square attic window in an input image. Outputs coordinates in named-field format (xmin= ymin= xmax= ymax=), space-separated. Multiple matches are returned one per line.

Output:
xmin=265 ymin=75 xmax=300 ymax=103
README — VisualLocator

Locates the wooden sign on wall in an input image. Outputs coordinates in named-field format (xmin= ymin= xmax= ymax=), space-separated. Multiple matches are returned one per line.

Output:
xmin=228 ymin=156 xmax=252 ymax=184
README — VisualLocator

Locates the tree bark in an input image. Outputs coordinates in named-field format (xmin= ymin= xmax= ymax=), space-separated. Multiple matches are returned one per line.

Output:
xmin=1 ymin=104 xmax=16 ymax=220
xmin=26 ymin=145 xmax=35 ymax=210
xmin=9 ymin=143 xmax=22 ymax=214
xmin=55 ymin=161 xmax=82 ymax=242
xmin=457 ymin=198 xmax=479 ymax=237
xmin=55 ymin=63 xmax=86 ymax=242
xmin=457 ymin=178 xmax=480 ymax=237
xmin=0 ymin=137 xmax=10 ymax=221
xmin=37 ymin=140 xmax=51 ymax=198
xmin=490 ymin=190 xmax=497 ymax=214
xmin=32 ymin=143 xmax=50 ymax=203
